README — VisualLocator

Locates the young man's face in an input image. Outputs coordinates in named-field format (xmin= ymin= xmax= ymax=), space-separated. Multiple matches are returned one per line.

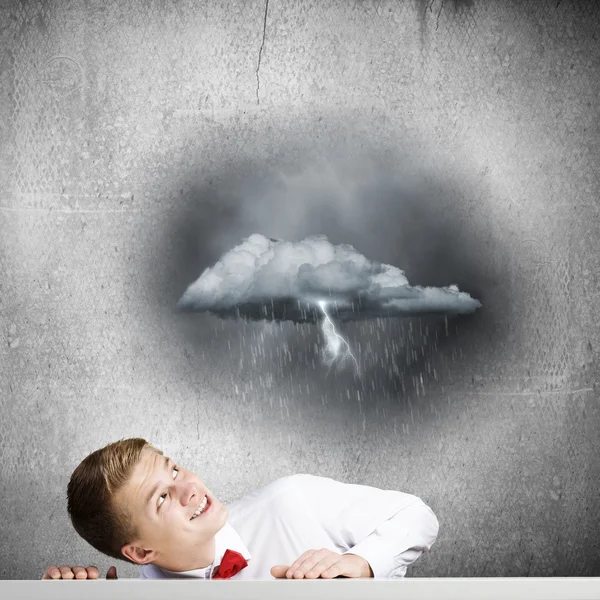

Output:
xmin=115 ymin=448 xmax=229 ymax=572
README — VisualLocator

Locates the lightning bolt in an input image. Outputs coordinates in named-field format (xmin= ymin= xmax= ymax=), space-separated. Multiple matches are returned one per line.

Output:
xmin=317 ymin=300 xmax=359 ymax=373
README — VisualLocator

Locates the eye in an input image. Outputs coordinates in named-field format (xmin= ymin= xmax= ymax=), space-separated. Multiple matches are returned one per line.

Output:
xmin=158 ymin=467 xmax=179 ymax=508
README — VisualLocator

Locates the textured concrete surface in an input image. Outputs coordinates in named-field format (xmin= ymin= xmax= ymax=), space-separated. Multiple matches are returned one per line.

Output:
xmin=1 ymin=0 xmax=600 ymax=580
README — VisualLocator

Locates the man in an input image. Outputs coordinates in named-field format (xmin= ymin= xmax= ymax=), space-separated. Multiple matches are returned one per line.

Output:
xmin=43 ymin=437 xmax=439 ymax=580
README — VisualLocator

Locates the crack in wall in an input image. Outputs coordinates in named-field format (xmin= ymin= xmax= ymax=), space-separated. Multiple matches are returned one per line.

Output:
xmin=256 ymin=0 xmax=269 ymax=105
xmin=436 ymin=0 xmax=446 ymax=30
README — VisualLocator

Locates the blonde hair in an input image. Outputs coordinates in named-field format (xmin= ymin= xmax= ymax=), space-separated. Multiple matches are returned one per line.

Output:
xmin=66 ymin=438 xmax=162 ymax=563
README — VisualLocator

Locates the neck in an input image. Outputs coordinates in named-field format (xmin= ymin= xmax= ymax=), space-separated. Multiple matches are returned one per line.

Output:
xmin=155 ymin=537 xmax=217 ymax=573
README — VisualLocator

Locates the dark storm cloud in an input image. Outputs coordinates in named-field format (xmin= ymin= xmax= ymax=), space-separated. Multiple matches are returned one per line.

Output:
xmin=177 ymin=234 xmax=482 ymax=323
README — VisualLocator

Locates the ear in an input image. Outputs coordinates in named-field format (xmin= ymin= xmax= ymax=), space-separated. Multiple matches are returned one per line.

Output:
xmin=121 ymin=542 xmax=159 ymax=565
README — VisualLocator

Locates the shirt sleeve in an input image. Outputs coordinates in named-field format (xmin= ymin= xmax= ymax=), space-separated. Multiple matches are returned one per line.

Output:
xmin=293 ymin=474 xmax=439 ymax=579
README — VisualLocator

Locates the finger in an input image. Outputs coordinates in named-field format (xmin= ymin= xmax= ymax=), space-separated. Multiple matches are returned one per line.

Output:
xmin=286 ymin=550 xmax=317 ymax=578
xmin=291 ymin=549 xmax=333 ymax=579
xmin=291 ymin=552 xmax=324 ymax=579
xmin=42 ymin=566 xmax=61 ymax=580
xmin=106 ymin=566 xmax=118 ymax=579
xmin=320 ymin=563 xmax=344 ymax=579
xmin=72 ymin=566 xmax=89 ymax=580
xmin=270 ymin=565 xmax=289 ymax=578
xmin=304 ymin=555 xmax=342 ymax=580
xmin=59 ymin=565 xmax=75 ymax=580
xmin=85 ymin=566 xmax=99 ymax=579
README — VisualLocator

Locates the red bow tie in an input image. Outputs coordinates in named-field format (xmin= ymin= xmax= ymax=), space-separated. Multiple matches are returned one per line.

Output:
xmin=212 ymin=549 xmax=248 ymax=579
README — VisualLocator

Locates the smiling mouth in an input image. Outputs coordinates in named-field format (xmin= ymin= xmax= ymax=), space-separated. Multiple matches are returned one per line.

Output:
xmin=190 ymin=495 xmax=210 ymax=520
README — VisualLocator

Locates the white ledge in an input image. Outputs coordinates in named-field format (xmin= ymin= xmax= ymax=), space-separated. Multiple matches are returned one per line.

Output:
xmin=4 ymin=578 xmax=600 ymax=600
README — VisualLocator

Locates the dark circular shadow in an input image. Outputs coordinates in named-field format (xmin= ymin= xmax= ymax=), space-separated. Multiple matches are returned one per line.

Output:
xmin=142 ymin=110 xmax=517 ymax=427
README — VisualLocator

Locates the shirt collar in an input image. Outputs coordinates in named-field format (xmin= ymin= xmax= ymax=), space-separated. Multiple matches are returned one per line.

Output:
xmin=156 ymin=521 xmax=251 ymax=579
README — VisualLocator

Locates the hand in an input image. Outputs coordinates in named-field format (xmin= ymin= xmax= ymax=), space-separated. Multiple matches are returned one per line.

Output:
xmin=42 ymin=565 xmax=118 ymax=580
xmin=270 ymin=549 xmax=373 ymax=579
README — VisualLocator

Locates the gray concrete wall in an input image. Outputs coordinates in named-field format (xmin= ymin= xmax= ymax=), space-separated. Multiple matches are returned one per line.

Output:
xmin=1 ymin=0 xmax=599 ymax=580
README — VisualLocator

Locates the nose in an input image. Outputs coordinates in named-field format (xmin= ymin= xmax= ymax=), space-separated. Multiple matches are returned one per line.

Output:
xmin=180 ymin=482 xmax=199 ymax=507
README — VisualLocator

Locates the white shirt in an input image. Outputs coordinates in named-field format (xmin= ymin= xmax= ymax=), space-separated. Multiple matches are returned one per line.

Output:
xmin=140 ymin=474 xmax=439 ymax=580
